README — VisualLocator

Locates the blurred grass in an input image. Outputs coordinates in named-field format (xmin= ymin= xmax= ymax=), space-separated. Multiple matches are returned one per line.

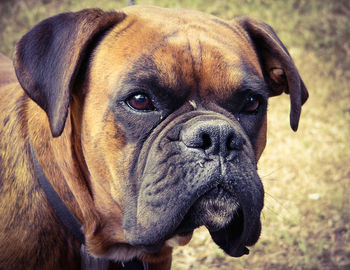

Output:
xmin=1 ymin=0 xmax=349 ymax=269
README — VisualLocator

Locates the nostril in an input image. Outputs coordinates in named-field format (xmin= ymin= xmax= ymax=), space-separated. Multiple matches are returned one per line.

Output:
xmin=201 ymin=133 xmax=212 ymax=150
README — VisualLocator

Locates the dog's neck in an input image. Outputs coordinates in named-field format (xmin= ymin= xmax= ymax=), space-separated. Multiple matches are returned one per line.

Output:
xmin=27 ymin=98 xmax=89 ymax=224
xmin=29 ymin=141 xmax=86 ymax=244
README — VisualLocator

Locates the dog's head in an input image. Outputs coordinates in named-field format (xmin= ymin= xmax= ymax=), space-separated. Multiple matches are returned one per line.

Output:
xmin=14 ymin=6 xmax=308 ymax=260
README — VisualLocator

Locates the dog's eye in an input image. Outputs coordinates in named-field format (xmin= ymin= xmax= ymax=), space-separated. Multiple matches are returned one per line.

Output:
xmin=241 ymin=95 xmax=260 ymax=114
xmin=126 ymin=93 xmax=155 ymax=111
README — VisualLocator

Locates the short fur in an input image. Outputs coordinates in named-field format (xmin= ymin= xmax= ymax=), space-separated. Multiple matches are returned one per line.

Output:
xmin=0 ymin=5 xmax=308 ymax=270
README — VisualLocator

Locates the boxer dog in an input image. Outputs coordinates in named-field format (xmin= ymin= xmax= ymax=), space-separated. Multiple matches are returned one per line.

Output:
xmin=0 ymin=5 xmax=308 ymax=270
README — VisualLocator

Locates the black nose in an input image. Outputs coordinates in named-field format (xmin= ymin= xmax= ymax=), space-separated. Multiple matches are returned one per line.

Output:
xmin=180 ymin=119 xmax=245 ymax=157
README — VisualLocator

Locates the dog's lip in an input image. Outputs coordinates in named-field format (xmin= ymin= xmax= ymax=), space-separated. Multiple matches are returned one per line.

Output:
xmin=209 ymin=206 xmax=261 ymax=257
xmin=134 ymin=186 xmax=261 ymax=255
xmin=126 ymin=181 xmax=263 ymax=255
xmin=209 ymin=207 xmax=247 ymax=257
xmin=130 ymin=199 xmax=261 ymax=257
xmin=139 ymin=207 xmax=253 ymax=256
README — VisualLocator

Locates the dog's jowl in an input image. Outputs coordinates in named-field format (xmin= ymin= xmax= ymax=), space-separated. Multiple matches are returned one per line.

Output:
xmin=0 ymin=5 xmax=308 ymax=270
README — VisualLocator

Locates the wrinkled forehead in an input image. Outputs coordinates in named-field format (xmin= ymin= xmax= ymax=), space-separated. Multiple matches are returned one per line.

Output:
xmin=94 ymin=6 xmax=264 ymax=99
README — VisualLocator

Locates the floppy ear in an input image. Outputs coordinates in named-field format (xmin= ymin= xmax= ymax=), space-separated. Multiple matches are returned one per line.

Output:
xmin=14 ymin=9 xmax=126 ymax=137
xmin=235 ymin=17 xmax=309 ymax=131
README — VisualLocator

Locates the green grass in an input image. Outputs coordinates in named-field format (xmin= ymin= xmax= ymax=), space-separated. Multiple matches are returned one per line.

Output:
xmin=1 ymin=0 xmax=349 ymax=269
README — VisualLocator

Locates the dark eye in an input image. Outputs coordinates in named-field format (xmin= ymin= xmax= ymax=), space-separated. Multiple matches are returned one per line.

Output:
xmin=241 ymin=95 xmax=260 ymax=114
xmin=126 ymin=93 xmax=155 ymax=111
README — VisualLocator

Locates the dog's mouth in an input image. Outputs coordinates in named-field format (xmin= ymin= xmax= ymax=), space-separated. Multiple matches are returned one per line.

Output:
xmin=169 ymin=186 xmax=260 ymax=257
xmin=123 ymin=163 xmax=264 ymax=257
xmin=134 ymin=186 xmax=261 ymax=257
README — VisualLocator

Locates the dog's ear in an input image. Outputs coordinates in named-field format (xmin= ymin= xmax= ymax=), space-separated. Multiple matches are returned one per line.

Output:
xmin=235 ymin=17 xmax=308 ymax=131
xmin=14 ymin=9 xmax=126 ymax=137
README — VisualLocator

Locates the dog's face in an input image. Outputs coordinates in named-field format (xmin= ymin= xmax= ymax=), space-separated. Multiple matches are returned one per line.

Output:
xmin=14 ymin=6 xmax=308 ymax=259
xmin=82 ymin=7 xmax=268 ymax=257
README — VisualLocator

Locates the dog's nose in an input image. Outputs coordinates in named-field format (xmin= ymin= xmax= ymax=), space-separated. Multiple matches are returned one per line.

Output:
xmin=180 ymin=119 xmax=245 ymax=156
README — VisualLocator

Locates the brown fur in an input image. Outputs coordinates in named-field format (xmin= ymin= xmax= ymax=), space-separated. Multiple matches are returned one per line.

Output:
xmin=0 ymin=54 xmax=172 ymax=269
xmin=0 ymin=5 xmax=308 ymax=270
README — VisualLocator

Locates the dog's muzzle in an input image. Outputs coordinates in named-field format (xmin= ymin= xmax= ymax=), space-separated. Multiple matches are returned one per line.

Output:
xmin=122 ymin=110 xmax=264 ymax=257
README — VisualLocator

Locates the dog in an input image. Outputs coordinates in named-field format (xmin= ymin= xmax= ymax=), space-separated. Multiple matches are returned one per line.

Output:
xmin=0 ymin=5 xmax=308 ymax=270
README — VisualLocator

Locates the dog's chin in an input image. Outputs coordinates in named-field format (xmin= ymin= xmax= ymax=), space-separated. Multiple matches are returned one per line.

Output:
xmin=168 ymin=187 xmax=259 ymax=257
xmin=174 ymin=187 xmax=240 ymax=233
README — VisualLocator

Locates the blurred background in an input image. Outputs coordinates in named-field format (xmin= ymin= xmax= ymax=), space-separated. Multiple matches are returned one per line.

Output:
xmin=1 ymin=0 xmax=349 ymax=269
